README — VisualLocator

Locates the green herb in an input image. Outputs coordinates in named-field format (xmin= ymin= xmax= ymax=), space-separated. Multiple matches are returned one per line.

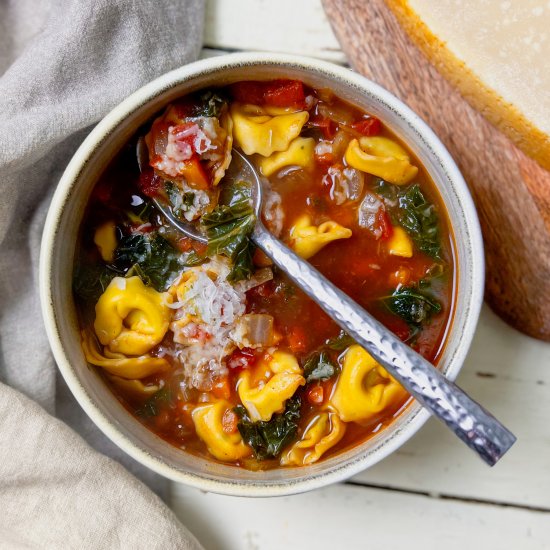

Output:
xmin=73 ymin=262 xmax=116 ymax=303
xmin=302 ymin=351 xmax=337 ymax=383
xmin=113 ymin=233 xmax=182 ymax=291
xmin=396 ymin=184 xmax=441 ymax=259
xmin=136 ymin=386 xmax=172 ymax=418
xmin=164 ymin=181 xmax=195 ymax=218
xmin=195 ymin=91 xmax=227 ymax=118
xmin=372 ymin=180 xmax=441 ymax=259
xmin=325 ymin=330 xmax=355 ymax=351
xmin=235 ymin=396 xmax=302 ymax=459
xmin=201 ymin=181 xmax=256 ymax=283
xmin=382 ymin=286 xmax=442 ymax=326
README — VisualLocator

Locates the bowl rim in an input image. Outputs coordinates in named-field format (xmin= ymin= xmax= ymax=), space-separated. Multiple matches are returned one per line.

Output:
xmin=39 ymin=51 xmax=485 ymax=497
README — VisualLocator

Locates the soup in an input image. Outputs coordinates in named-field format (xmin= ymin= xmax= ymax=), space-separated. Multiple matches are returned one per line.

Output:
xmin=73 ymin=79 xmax=455 ymax=469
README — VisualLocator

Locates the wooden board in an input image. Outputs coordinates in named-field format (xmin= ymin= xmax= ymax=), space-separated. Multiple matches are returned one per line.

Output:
xmin=322 ymin=0 xmax=550 ymax=341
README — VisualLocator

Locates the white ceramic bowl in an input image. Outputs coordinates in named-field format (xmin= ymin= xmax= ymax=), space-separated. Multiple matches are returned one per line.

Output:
xmin=40 ymin=52 xmax=484 ymax=497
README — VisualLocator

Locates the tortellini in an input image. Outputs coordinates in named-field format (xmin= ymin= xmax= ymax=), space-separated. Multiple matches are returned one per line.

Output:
xmin=331 ymin=345 xmax=407 ymax=423
xmin=81 ymin=330 xmax=169 ymax=379
xmin=345 ymin=136 xmax=418 ymax=185
xmin=387 ymin=226 xmax=413 ymax=258
xmin=192 ymin=400 xmax=252 ymax=462
xmin=258 ymin=137 xmax=315 ymax=176
xmin=94 ymin=276 xmax=171 ymax=356
xmin=107 ymin=375 xmax=159 ymax=396
xmin=289 ymin=215 xmax=352 ymax=260
xmin=280 ymin=409 xmax=346 ymax=466
xmin=93 ymin=221 xmax=117 ymax=262
xmin=237 ymin=351 xmax=305 ymax=422
xmin=230 ymin=103 xmax=309 ymax=157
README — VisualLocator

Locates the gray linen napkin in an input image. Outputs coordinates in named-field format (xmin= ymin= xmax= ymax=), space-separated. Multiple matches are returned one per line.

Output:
xmin=0 ymin=0 xmax=205 ymax=546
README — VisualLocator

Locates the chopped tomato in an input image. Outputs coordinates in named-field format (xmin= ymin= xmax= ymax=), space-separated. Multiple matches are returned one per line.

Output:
xmin=306 ymin=385 xmax=324 ymax=405
xmin=180 ymin=155 xmax=210 ymax=189
xmin=230 ymin=80 xmax=305 ymax=108
xmin=137 ymin=168 xmax=162 ymax=198
xmin=377 ymin=208 xmax=393 ymax=240
xmin=227 ymin=347 xmax=257 ymax=370
xmin=351 ymin=117 xmax=382 ymax=136
xmin=308 ymin=115 xmax=338 ymax=139
xmin=287 ymin=326 xmax=307 ymax=353
xmin=315 ymin=152 xmax=335 ymax=166
xmin=222 ymin=409 xmax=239 ymax=434
xmin=212 ymin=376 xmax=231 ymax=400
xmin=176 ymin=237 xmax=194 ymax=252
xmin=263 ymin=80 xmax=305 ymax=108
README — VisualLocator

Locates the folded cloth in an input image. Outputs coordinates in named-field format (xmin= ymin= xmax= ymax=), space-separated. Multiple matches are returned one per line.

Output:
xmin=0 ymin=0 xmax=205 ymax=545
xmin=0 ymin=384 xmax=202 ymax=549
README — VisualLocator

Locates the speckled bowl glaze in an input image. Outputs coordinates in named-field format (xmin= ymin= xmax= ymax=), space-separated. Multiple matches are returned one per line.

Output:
xmin=40 ymin=52 xmax=484 ymax=497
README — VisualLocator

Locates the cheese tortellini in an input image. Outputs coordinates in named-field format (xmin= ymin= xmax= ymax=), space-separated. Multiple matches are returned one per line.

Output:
xmin=192 ymin=400 xmax=252 ymax=462
xmin=289 ymin=215 xmax=352 ymax=260
xmin=94 ymin=276 xmax=171 ymax=356
xmin=331 ymin=345 xmax=407 ymax=423
xmin=258 ymin=137 xmax=315 ymax=176
xmin=345 ymin=136 xmax=418 ymax=185
xmin=81 ymin=330 xmax=169 ymax=379
xmin=107 ymin=375 xmax=159 ymax=396
xmin=230 ymin=103 xmax=309 ymax=157
xmin=237 ymin=351 xmax=305 ymax=422
xmin=281 ymin=409 xmax=346 ymax=466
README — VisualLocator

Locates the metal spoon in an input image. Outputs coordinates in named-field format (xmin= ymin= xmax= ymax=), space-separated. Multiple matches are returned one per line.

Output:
xmin=138 ymin=140 xmax=516 ymax=465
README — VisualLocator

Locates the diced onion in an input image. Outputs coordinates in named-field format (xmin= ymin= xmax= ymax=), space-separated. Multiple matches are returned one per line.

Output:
xmin=235 ymin=268 xmax=273 ymax=293
xmin=236 ymin=314 xmax=275 ymax=347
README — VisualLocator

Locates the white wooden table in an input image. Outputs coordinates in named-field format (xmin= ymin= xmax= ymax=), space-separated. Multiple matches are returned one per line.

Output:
xmin=170 ymin=2 xmax=550 ymax=547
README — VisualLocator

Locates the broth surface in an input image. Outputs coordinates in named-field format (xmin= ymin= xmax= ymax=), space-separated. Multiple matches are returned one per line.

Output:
xmin=74 ymin=80 xmax=455 ymax=469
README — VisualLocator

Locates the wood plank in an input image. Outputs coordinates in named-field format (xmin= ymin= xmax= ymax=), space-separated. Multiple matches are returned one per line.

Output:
xmin=170 ymin=482 xmax=550 ymax=550
xmin=352 ymin=304 xmax=550 ymax=509
xmin=204 ymin=0 xmax=346 ymax=63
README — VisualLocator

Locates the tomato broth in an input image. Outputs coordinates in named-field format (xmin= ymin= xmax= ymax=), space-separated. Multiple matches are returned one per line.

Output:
xmin=74 ymin=80 xmax=455 ymax=469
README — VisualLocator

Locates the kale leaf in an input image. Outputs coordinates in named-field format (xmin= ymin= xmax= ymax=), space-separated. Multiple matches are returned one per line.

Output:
xmin=396 ymin=185 xmax=441 ymax=259
xmin=136 ymin=385 xmax=172 ymax=418
xmin=302 ymin=351 xmax=337 ymax=383
xmin=113 ymin=233 xmax=182 ymax=291
xmin=73 ymin=262 xmax=117 ymax=303
xmin=235 ymin=396 xmax=302 ymax=459
xmin=325 ymin=330 xmax=355 ymax=351
xmin=382 ymin=286 xmax=442 ymax=326
xmin=372 ymin=180 xmax=442 ymax=259
xmin=201 ymin=181 xmax=256 ymax=283
xmin=195 ymin=91 xmax=227 ymax=118
xmin=164 ymin=181 xmax=195 ymax=219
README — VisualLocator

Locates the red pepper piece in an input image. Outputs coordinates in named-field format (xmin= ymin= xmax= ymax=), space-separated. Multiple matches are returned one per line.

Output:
xmin=351 ymin=117 xmax=382 ymax=136
xmin=309 ymin=115 xmax=338 ymax=139
xmin=263 ymin=80 xmax=305 ymax=108
xmin=230 ymin=80 xmax=305 ymax=108
xmin=377 ymin=208 xmax=393 ymax=240
xmin=137 ymin=168 xmax=162 ymax=198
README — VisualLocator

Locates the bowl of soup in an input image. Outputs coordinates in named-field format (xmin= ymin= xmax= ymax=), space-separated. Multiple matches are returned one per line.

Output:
xmin=40 ymin=52 xmax=484 ymax=496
